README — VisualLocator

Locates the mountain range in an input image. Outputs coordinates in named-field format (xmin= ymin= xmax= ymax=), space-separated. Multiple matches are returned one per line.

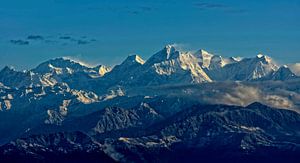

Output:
xmin=1 ymin=45 xmax=299 ymax=90
xmin=0 ymin=45 xmax=300 ymax=162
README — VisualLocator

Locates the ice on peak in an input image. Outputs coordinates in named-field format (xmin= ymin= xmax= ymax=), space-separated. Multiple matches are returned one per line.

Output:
xmin=193 ymin=49 xmax=214 ymax=68
xmin=97 ymin=65 xmax=112 ymax=77
xmin=123 ymin=55 xmax=145 ymax=65
xmin=255 ymin=54 xmax=274 ymax=65
xmin=33 ymin=57 xmax=94 ymax=75
xmin=196 ymin=49 xmax=211 ymax=56
xmin=270 ymin=65 xmax=297 ymax=81
xmin=209 ymin=55 xmax=225 ymax=69
xmin=277 ymin=65 xmax=293 ymax=72
xmin=53 ymin=57 xmax=92 ymax=68
xmin=146 ymin=45 xmax=180 ymax=65
xmin=49 ymin=57 xmax=74 ymax=65
xmin=256 ymin=53 xmax=271 ymax=60
xmin=230 ymin=57 xmax=242 ymax=62
xmin=56 ymin=57 xmax=71 ymax=61
xmin=165 ymin=44 xmax=177 ymax=56
xmin=211 ymin=55 xmax=223 ymax=61
xmin=257 ymin=54 xmax=264 ymax=58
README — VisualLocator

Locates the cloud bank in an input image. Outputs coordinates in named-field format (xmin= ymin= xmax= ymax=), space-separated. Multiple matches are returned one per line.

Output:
xmin=148 ymin=81 xmax=300 ymax=112
xmin=289 ymin=63 xmax=300 ymax=76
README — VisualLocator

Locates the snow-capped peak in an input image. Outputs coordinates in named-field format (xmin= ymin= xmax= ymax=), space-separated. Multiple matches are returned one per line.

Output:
xmin=33 ymin=57 xmax=92 ymax=74
xmin=229 ymin=57 xmax=243 ymax=62
xmin=257 ymin=54 xmax=264 ymax=58
xmin=146 ymin=45 xmax=179 ymax=65
xmin=255 ymin=54 xmax=273 ymax=64
xmin=122 ymin=55 xmax=145 ymax=66
xmin=209 ymin=55 xmax=225 ymax=69
xmin=193 ymin=49 xmax=214 ymax=68
xmin=165 ymin=44 xmax=177 ymax=58
xmin=60 ymin=57 xmax=92 ymax=68
xmin=269 ymin=65 xmax=297 ymax=81
xmin=95 ymin=65 xmax=111 ymax=77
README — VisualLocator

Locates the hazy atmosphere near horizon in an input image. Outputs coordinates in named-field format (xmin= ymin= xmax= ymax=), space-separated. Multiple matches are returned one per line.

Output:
xmin=0 ymin=0 xmax=300 ymax=69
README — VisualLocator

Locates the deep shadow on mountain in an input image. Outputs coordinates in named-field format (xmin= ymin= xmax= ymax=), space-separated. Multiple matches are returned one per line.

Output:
xmin=1 ymin=103 xmax=300 ymax=162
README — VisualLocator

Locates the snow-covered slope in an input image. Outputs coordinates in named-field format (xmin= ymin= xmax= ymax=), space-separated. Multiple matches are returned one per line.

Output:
xmin=193 ymin=49 xmax=214 ymax=68
xmin=267 ymin=65 xmax=298 ymax=81
xmin=0 ymin=66 xmax=51 ymax=88
xmin=103 ymin=54 xmax=145 ymax=86
xmin=1 ymin=46 xmax=297 ymax=90
xmin=208 ymin=55 xmax=241 ymax=70
xmin=207 ymin=54 xmax=279 ymax=81
xmin=134 ymin=45 xmax=212 ymax=85
xmin=94 ymin=65 xmax=112 ymax=77
xmin=32 ymin=57 xmax=109 ymax=79
xmin=102 ymin=45 xmax=212 ymax=87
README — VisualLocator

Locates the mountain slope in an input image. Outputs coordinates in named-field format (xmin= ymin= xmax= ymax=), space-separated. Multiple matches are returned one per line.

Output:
xmin=1 ymin=46 xmax=298 ymax=91
xmin=207 ymin=54 xmax=279 ymax=81
xmin=132 ymin=45 xmax=212 ymax=86
xmin=0 ymin=131 xmax=115 ymax=163
xmin=1 ymin=103 xmax=300 ymax=162
xmin=0 ymin=66 xmax=42 ymax=88
xmin=103 ymin=55 xmax=145 ymax=86
xmin=271 ymin=66 xmax=298 ymax=81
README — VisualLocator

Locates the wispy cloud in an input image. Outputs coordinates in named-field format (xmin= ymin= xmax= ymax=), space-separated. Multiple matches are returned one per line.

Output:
xmin=62 ymin=55 xmax=95 ymax=67
xmin=10 ymin=40 xmax=29 ymax=45
xmin=59 ymin=36 xmax=72 ymax=40
xmin=193 ymin=1 xmax=247 ymax=14
xmin=8 ymin=34 xmax=97 ymax=46
xmin=127 ymin=6 xmax=155 ymax=15
xmin=58 ymin=35 xmax=96 ymax=45
xmin=88 ymin=5 xmax=155 ymax=15
xmin=156 ymin=81 xmax=300 ymax=111
xmin=194 ymin=2 xmax=228 ymax=9
xmin=27 ymin=35 xmax=44 ymax=40
xmin=77 ymin=40 xmax=90 ymax=45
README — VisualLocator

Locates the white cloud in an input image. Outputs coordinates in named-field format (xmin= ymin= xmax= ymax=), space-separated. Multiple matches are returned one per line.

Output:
xmin=62 ymin=55 xmax=95 ymax=68
xmin=288 ymin=63 xmax=300 ymax=76
xmin=161 ymin=82 xmax=300 ymax=111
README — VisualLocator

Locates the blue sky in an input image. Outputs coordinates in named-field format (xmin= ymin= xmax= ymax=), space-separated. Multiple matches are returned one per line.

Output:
xmin=0 ymin=0 xmax=300 ymax=70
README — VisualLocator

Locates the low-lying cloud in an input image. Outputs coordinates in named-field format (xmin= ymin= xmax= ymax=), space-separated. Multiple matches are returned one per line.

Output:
xmin=149 ymin=81 xmax=300 ymax=112
xmin=289 ymin=63 xmax=300 ymax=76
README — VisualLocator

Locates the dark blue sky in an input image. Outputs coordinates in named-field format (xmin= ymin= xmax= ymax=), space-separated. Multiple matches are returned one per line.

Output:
xmin=0 ymin=0 xmax=300 ymax=69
